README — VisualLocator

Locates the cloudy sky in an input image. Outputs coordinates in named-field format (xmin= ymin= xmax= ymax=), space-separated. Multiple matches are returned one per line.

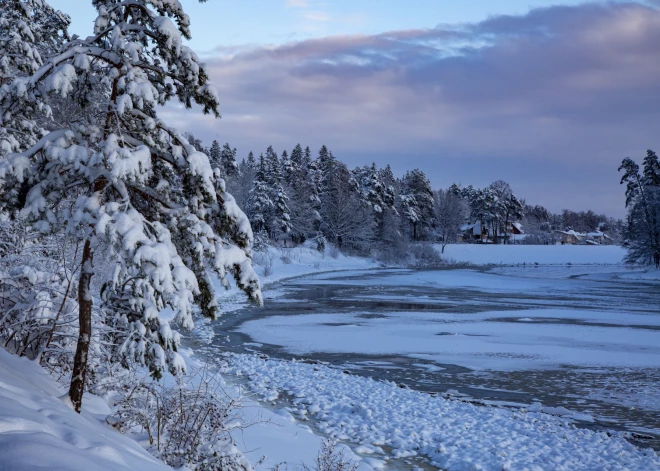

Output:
xmin=51 ymin=1 xmax=660 ymax=217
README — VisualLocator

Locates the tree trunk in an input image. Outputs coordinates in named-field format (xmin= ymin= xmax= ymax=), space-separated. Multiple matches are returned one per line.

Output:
xmin=69 ymin=239 xmax=93 ymax=413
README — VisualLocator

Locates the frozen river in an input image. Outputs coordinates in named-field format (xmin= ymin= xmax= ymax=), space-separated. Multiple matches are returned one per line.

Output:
xmin=204 ymin=265 xmax=660 ymax=449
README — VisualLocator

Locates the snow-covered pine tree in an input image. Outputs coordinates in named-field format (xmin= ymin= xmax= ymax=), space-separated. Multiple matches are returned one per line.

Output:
xmin=467 ymin=187 xmax=497 ymax=240
xmin=247 ymin=150 xmax=256 ymax=169
xmin=285 ymin=143 xmax=318 ymax=243
xmin=290 ymin=144 xmax=304 ymax=177
xmin=0 ymin=0 xmax=261 ymax=412
xmin=488 ymin=180 xmax=523 ymax=244
xmin=208 ymin=140 xmax=221 ymax=170
xmin=376 ymin=164 xmax=403 ymax=246
xmin=316 ymin=144 xmax=337 ymax=193
xmin=619 ymin=150 xmax=660 ymax=267
xmin=0 ymin=0 xmax=74 ymax=366
xmin=265 ymin=145 xmax=281 ymax=186
xmin=221 ymin=142 xmax=239 ymax=178
xmin=400 ymin=169 xmax=435 ymax=241
xmin=304 ymin=145 xmax=321 ymax=211
xmin=354 ymin=163 xmax=395 ymax=215
xmin=231 ymin=151 xmax=255 ymax=210
xmin=280 ymin=149 xmax=296 ymax=186
xmin=271 ymin=183 xmax=292 ymax=241
xmin=246 ymin=155 xmax=273 ymax=235
xmin=352 ymin=163 xmax=398 ymax=251
xmin=643 ymin=149 xmax=660 ymax=187
xmin=0 ymin=0 xmax=69 ymax=163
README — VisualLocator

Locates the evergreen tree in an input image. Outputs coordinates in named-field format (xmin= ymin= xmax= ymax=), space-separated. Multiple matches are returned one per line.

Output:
xmin=183 ymin=132 xmax=204 ymax=152
xmin=246 ymin=155 xmax=273 ymax=234
xmin=265 ymin=145 xmax=281 ymax=185
xmin=0 ymin=0 xmax=261 ymax=412
xmin=619 ymin=150 xmax=660 ymax=267
xmin=376 ymin=164 xmax=403 ymax=245
xmin=0 ymin=0 xmax=69 ymax=162
xmin=208 ymin=140 xmax=221 ymax=170
xmin=488 ymin=180 xmax=524 ymax=244
xmin=247 ymin=150 xmax=257 ymax=169
xmin=400 ymin=169 xmax=435 ymax=241
xmin=221 ymin=142 xmax=239 ymax=178
xmin=280 ymin=149 xmax=296 ymax=186
xmin=354 ymin=163 xmax=395 ymax=215
xmin=272 ymin=183 xmax=292 ymax=240
xmin=316 ymin=145 xmax=337 ymax=193
xmin=286 ymin=144 xmax=319 ymax=243
xmin=290 ymin=144 xmax=304 ymax=170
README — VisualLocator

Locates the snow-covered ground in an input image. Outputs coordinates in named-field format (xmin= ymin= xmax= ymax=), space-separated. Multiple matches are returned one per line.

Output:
xmin=222 ymin=353 xmax=660 ymax=471
xmin=0 ymin=348 xmax=169 ymax=471
xmin=209 ymin=246 xmax=660 ymax=470
xmin=439 ymin=243 xmax=627 ymax=265
xmin=3 ymin=243 xmax=658 ymax=471
xmin=179 ymin=349 xmax=370 ymax=471
xmin=210 ymin=243 xmax=379 ymax=315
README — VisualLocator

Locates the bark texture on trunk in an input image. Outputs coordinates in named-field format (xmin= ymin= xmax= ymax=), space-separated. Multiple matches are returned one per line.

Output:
xmin=68 ymin=239 xmax=93 ymax=413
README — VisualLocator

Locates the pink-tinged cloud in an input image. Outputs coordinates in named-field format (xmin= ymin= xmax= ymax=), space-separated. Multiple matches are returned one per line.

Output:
xmin=173 ymin=2 xmax=660 ymax=216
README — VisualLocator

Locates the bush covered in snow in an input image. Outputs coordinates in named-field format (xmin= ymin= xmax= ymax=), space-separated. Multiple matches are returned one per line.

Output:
xmin=108 ymin=366 xmax=250 ymax=471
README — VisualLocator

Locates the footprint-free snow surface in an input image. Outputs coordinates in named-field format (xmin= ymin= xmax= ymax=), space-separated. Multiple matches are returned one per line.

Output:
xmin=203 ymin=263 xmax=660 ymax=470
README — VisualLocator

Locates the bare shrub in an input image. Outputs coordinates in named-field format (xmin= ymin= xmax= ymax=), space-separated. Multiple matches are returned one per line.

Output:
xmin=278 ymin=247 xmax=293 ymax=264
xmin=407 ymin=243 xmax=444 ymax=267
xmin=328 ymin=245 xmax=340 ymax=259
xmin=109 ymin=366 xmax=250 ymax=471
xmin=302 ymin=440 xmax=358 ymax=471
xmin=254 ymin=251 xmax=276 ymax=277
xmin=373 ymin=240 xmax=443 ymax=267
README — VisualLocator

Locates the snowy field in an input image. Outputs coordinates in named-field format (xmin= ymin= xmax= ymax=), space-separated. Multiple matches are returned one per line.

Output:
xmin=438 ymin=243 xmax=627 ymax=265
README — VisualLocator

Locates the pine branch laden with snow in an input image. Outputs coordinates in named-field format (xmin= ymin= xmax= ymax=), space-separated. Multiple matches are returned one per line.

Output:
xmin=0 ymin=0 xmax=262 ymax=394
xmin=0 ymin=0 xmax=69 ymax=189
xmin=0 ymin=218 xmax=79 ymax=363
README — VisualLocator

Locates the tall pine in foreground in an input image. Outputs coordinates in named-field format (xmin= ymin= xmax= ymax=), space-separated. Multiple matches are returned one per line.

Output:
xmin=0 ymin=0 xmax=262 ymax=412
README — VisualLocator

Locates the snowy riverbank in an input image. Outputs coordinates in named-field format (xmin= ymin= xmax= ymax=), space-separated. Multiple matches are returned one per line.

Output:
xmin=209 ymin=244 xmax=660 ymax=470
xmin=221 ymin=353 xmax=660 ymax=471
xmin=2 ymin=243 xmax=656 ymax=471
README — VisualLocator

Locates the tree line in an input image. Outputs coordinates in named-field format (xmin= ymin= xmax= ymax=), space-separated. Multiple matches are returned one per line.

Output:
xmin=185 ymin=134 xmax=623 ymax=254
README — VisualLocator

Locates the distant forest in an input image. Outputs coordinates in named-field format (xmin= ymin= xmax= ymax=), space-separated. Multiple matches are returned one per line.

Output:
xmin=185 ymin=133 xmax=624 ymax=256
